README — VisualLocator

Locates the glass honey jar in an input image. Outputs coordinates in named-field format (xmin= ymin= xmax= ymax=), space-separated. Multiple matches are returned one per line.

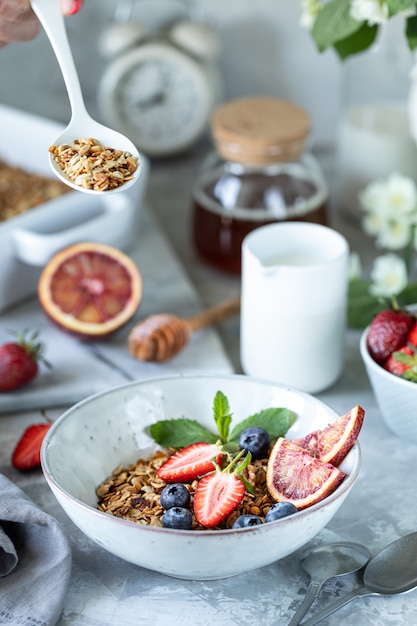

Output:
xmin=191 ymin=97 xmax=329 ymax=274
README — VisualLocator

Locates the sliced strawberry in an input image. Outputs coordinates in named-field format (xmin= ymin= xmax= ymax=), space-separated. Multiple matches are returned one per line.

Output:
xmin=11 ymin=423 xmax=52 ymax=471
xmin=157 ymin=442 xmax=223 ymax=483
xmin=384 ymin=345 xmax=417 ymax=382
xmin=194 ymin=470 xmax=246 ymax=528
xmin=367 ymin=309 xmax=415 ymax=364
xmin=384 ymin=345 xmax=414 ymax=376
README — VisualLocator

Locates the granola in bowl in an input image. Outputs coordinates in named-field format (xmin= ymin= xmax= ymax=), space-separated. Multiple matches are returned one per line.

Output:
xmin=96 ymin=449 xmax=276 ymax=531
xmin=95 ymin=391 xmax=363 ymax=532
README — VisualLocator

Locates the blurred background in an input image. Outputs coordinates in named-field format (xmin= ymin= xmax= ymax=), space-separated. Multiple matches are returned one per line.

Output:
xmin=0 ymin=0 xmax=415 ymax=224
xmin=0 ymin=1 xmax=348 ymax=146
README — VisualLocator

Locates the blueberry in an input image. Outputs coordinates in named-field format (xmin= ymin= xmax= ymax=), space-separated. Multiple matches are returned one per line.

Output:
xmin=232 ymin=514 xmax=263 ymax=529
xmin=265 ymin=502 xmax=298 ymax=522
xmin=162 ymin=507 xmax=193 ymax=530
xmin=160 ymin=483 xmax=190 ymax=510
xmin=239 ymin=427 xmax=270 ymax=459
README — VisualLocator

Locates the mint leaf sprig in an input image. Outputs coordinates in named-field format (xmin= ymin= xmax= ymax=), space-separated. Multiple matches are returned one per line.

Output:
xmin=148 ymin=390 xmax=297 ymax=451
xmin=213 ymin=390 xmax=233 ymax=443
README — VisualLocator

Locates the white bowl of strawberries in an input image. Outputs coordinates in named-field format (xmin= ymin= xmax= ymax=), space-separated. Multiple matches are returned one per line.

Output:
xmin=41 ymin=374 xmax=363 ymax=580
xmin=360 ymin=307 xmax=417 ymax=442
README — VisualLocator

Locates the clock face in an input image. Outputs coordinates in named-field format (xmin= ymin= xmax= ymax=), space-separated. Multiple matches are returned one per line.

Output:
xmin=99 ymin=44 xmax=215 ymax=156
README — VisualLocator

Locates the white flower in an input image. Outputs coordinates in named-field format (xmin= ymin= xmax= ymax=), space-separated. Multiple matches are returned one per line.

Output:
xmin=369 ymin=253 xmax=408 ymax=297
xmin=381 ymin=173 xmax=417 ymax=216
xmin=359 ymin=173 xmax=417 ymax=250
xmin=350 ymin=0 xmax=389 ymax=25
xmin=348 ymin=252 xmax=362 ymax=280
xmin=362 ymin=211 xmax=387 ymax=238
xmin=375 ymin=218 xmax=413 ymax=250
xmin=300 ymin=0 xmax=323 ymax=29
xmin=360 ymin=173 xmax=417 ymax=218
xmin=359 ymin=180 xmax=391 ymax=218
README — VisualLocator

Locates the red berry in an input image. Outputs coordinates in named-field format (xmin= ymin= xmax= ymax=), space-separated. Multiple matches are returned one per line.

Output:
xmin=0 ymin=330 xmax=48 ymax=392
xmin=408 ymin=322 xmax=417 ymax=348
xmin=384 ymin=346 xmax=414 ymax=377
xmin=367 ymin=309 xmax=415 ymax=364
xmin=11 ymin=423 xmax=52 ymax=471
xmin=194 ymin=469 xmax=246 ymax=528
xmin=157 ymin=442 xmax=223 ymax=483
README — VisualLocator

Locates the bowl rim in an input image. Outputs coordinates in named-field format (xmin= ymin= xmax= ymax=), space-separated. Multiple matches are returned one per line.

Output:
xmin=41 ymin=373 xmax=361 ymax=536
xmin=360 ymin=325 xmax=417 ymax=389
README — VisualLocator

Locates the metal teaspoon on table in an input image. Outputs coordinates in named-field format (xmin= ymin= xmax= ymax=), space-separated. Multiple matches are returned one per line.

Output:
xmin=297 ymin=531 xmax=417 ymax=626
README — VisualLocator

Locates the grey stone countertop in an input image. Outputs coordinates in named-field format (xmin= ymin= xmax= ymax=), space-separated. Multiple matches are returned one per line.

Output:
xmin=1 ymin=137 xmax=417 ymax=625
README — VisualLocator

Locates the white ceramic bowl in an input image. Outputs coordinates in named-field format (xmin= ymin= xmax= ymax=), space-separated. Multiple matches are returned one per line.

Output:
xmin=41 ymin=374 xmax=360 ymax=580
xmin=360 ymin=326 xmax=417 ymax=442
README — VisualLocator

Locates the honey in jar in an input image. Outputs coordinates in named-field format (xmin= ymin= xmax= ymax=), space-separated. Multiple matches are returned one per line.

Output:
xmin=191 ymin=97 xmax=328 ymax=274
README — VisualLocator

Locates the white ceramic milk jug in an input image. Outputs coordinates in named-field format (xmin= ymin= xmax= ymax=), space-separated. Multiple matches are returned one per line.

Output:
xmin=240 ymin=222 xmax=349 ymax=394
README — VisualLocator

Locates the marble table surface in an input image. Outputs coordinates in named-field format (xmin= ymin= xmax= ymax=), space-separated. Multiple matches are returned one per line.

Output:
xmin=1 ymin=137 xmax=417 ymax=626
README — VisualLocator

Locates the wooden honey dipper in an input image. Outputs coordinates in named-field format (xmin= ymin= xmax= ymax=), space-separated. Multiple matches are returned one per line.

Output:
xmin=128 ymin=295 xmax=241 ymax=362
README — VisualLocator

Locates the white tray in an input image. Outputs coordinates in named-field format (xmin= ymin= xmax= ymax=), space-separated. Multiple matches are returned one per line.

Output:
xmin=0 ymin=105 xmax=149 ymax=311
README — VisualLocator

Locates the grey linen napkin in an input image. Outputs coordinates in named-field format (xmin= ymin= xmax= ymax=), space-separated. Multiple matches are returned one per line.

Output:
xmin=0 ymin=474 xmax=71 ymax=626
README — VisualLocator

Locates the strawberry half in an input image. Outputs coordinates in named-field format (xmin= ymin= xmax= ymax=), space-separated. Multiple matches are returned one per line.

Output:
xmin=193 ymin=452 xmax=251 ymax=528
xmin=157 ymin=442 xmax=223 ymax=483
xmin=367 ymin=309 xmax=415 ymax=364
xmin=194 ymin=468 xmax=246 ymax=529
xmin=11 ymin=423 xmax=52 ymax=471
xmin=384 ymin=346 xmax=417 ymax=382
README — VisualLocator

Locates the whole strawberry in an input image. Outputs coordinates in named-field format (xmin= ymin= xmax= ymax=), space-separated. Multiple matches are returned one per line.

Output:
xmin=367 ymin=309 xmax=415 ymax=365
xmin=0 ymin=330 xmax=49 ymax=392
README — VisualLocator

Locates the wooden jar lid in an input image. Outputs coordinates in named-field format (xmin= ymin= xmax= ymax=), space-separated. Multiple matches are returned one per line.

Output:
xmin=211 ymin=97 xmax=311 ymax=165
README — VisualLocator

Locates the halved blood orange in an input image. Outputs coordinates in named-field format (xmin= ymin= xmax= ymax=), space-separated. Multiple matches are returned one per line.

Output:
xmin=266 ymin=438 xmax=346 ymax=510
xmin=38 ymin=242 xmax=142 ymax=340
xmin=291 ymin=405 xmax=365 ymax=467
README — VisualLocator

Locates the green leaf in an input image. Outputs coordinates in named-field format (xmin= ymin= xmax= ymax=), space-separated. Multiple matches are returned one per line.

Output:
xmin=406 ymin=15 xmax=417 ymax=50
xmin=213 ymin=390 xmax=233 ymax=442
xmin=213 ymin=389 xmax=231 ymax=419
xmin=222 ymin=441 xmax=240 ymax=454
xmin=387 ymin=0 xmax=417 ymax=16
xmin=228 ymin=408 xmax=297 ymax=443
xmin=334 ymin=23 xmax=378 ymax=59
xmin=347 ymin=279 xmax=388 ymax=329
xmin=392 ymin=351 xmax=417 ymax=365
xmin=312 ymin=0 xmax=362 ymax=51
xmin=398 ymin=281 xmax=417 ymax=305
xmin=149 ymin=418 xmax=217 ymax=448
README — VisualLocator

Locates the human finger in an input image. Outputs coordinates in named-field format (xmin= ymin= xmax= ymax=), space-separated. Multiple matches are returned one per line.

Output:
xmin=0 ymin=0 xmax=40 ymax=44
xmin=60 ymin=0 xmax=84 ymax=16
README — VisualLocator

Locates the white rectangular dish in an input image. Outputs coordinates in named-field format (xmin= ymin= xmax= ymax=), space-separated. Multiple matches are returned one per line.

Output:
xmin=0 ymin=104 xmax=149 ymax=312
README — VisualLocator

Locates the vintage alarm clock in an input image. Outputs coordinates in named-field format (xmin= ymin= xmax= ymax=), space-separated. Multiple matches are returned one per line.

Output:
xmin=98 ymin=18 xmax=223 ymax=157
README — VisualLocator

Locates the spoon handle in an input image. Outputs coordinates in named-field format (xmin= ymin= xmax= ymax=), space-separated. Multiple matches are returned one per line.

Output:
xmin=30 ymin=0 xmax=87 ymax=116
xmin=299 ymin=587 xmax=372 ymax=626
xmin=288 ymin=581 xmax=322 ymax=626
xmin=188 ymin=296 xmax=241 ymax=331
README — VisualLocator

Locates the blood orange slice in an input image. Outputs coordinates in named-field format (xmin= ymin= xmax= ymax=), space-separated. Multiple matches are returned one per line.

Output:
xmin=38 ymin=242 xmax=142 ymax=339
xmin=266 ymin=438 xmax=346 ymax=510
xmin=292 ymin=405 xmax=365 ymax=467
